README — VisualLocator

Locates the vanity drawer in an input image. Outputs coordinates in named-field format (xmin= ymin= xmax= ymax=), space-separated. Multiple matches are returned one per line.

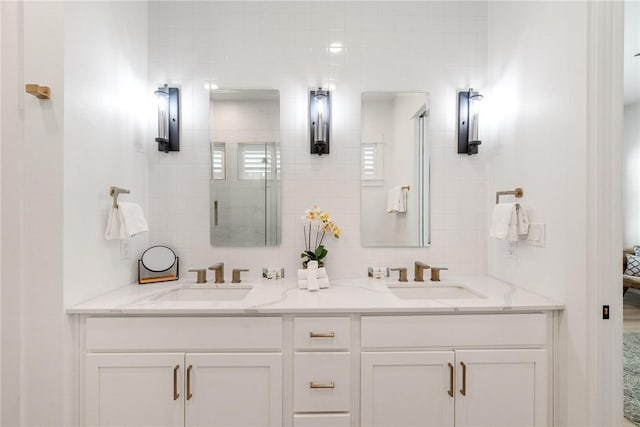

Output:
xmin=293 ymin=413 xmax=351 ymax=427
xmin=294 ymin=317 xmax=350 ymax=350
xmin=361 ymin=314 xmax=547 ymax=349
xmin=86 ymin=317 xmax=282 ymax=351
xmin=294 ymin=352 xmax=351 ymax=412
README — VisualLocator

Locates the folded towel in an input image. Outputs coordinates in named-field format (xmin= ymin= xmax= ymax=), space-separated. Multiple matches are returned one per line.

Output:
xmin=307 ymin=266 xmax=319 ymax=291
xmin=104 ymin=202 xmax=149 ymax=240
xmin=298 ymin=267 xmax=328 ymax=280
xmin=297 ymin=278 xmax=330 ymax=290
xmin=489 ymin=203 xmax=530 ymax=241
xmin=298 ymin=267 xmax=330 ymax=289
xmin=386 ymin=186 xmax=407 ymax=213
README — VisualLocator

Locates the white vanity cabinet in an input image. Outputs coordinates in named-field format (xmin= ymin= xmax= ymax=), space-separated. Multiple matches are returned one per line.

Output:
xmin=292 ymin=317 xmax=352 ymax=427
xmin=83 ymin=317 xmax=283 ymax=427
xmin=80 ymin=311 xmax=554 ymax=427
xmin=360 ymin=314 xmax=550 ymax=427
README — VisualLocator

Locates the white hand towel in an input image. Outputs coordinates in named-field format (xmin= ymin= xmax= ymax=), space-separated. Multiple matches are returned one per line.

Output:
xmin=489 ymin=203 xmax=530 ymax=241
xmin=118 ymin=202 xmax=149 ymax=238
xmin=386 ymin=186 xmax=407 ymax=213
xmin=104 ymin=208 xmax=123 ymax=240
xmin=105 ymin=202 xmax=149 ymax=240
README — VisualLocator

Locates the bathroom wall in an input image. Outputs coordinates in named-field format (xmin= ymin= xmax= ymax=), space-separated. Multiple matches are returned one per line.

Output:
xmin=63 ymin=1 xmax=149 ymax=306
xmin=2 ymin=2 xmax=70 ymax=425
xmin=624 ymin=103 xmax=640 ymax=248
xmin=147 ymin=1 xmax=488 ymax=279
xmin=486 ymin=1 xmax=587 ymax=302
xmin=1 ymin=3 xmax=21 ymax=425
xmin=486 ymin=2 xmax=589 ymax=425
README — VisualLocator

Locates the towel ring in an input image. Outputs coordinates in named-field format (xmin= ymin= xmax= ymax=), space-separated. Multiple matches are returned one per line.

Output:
xmin=495 ymin=187 xmax=523 ymax=204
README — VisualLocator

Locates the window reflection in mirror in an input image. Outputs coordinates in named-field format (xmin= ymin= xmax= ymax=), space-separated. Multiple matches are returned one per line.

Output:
xmin=209 ymin=90 xmax=281 ymax=247
xmin=361 ymin=92 xmax=430 ymax=247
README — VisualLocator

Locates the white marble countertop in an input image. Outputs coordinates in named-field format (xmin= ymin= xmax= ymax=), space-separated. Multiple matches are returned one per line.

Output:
xmin=67 ymin=275 xmax=563 ymax=315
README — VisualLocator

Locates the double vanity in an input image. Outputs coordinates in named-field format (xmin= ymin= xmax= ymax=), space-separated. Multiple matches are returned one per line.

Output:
xmin=69 ymin=275 xmax=561 ymax=427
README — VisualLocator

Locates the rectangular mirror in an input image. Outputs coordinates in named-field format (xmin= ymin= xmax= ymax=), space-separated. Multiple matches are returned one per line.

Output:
xmin=360 ymin=92 xmax=430 ymax=247
xmin=209 ymin=89 xmax=281 ymax=247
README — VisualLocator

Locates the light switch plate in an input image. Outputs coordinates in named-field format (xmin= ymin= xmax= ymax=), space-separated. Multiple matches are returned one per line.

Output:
xmin=525 ymin=223 xmax=546 ymax=247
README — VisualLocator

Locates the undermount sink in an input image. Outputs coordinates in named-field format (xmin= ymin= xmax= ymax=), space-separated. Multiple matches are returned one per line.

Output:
xmin=151 ymin=285 xmax=253 ymax=302
xmin=387 ymin=283 xmax=486 ymax=300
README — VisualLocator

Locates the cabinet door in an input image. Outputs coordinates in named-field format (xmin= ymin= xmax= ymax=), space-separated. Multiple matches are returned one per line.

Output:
xmin=454 ymin=349 xmax=547 ymax=427
xmin=361 ymin=351 xmax=455 ymax=427
xmin=85 ymin=353 xmax=184 ymax=427
xmin=185 ymin=353 xmax=282 ymax=427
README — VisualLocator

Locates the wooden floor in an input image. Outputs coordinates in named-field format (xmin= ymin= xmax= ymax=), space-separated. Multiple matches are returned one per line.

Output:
xmin=624 ymin=290 xmax=640 ymax=426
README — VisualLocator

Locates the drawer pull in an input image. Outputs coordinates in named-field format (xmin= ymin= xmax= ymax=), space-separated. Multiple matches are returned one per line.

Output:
xmin=448 ymin=363 xmax=454 ymax=397
xmin=309 ymin=381 xmax=335 ymax=389
xmin=309 ymin=332 xmax=335 ymax=338
xmin=173 ymin=365 xmax=180 ymax=400
xmin=187 ymin=365 xmax=193 ymax=400
xmin=460 ymin=362 xmax=467 ymax=396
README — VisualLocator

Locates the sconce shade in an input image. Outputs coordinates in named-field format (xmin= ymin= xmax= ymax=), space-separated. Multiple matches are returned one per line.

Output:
xmin=457 ymin=88 xmax=483 ymax=155
xmin=155 ymin=85 xmax=180 ymax=153
xmin=310 ymin=89 xmax=330 ymax=155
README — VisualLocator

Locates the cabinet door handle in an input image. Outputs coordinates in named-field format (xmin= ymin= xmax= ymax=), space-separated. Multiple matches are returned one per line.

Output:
xmin=448 ymin=363 xmax=454 ymax=397
xmin=460 ymin=362 xmax=467 ymax=396
xmin=309 ymin=332 xmax=335 ymax=338
xmin=173 ymin=365 xmax=180 ymax=400
xmin=309 ymin=381 xmax=335 ymax=389
xmin=187 ymin=365 xmax=193 ymax=400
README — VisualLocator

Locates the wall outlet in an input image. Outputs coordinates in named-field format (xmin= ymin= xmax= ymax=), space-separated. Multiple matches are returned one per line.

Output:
xmin=524 ymin=223 xmax=546 ymax=247
xmin=507 ymin=241 xmax=518 ymax=258
xmin=120 ymin=239 xmax=131 ymax=260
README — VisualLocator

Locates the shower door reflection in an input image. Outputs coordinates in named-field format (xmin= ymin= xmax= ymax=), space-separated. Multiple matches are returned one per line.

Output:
xmin=209 ymin=90 xmax=281 ymax=247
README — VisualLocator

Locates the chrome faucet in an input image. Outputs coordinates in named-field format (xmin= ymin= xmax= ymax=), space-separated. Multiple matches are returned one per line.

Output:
xmin=232 ymin=268 xmax=249 ymax=284
xmin=390 ymin=267 xmax=408 ymax=282
xmin=208 ymin=262 xmax=225 ymax=283
xmin=414 ymin=261 xmax=430 ymax=282
xmin=430 ymin=267 xmax=448 ymax=282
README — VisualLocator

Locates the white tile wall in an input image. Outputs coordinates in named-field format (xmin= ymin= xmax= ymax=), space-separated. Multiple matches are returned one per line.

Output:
xmin=147 ymin=1 xmax=488 ymax=280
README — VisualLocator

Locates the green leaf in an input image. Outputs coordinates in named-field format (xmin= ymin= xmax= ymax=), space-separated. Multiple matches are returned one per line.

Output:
xmin=302 ymin=250 xmax=317 ymax=260
xmin=314 ymin=245 xmax=328 ymax=260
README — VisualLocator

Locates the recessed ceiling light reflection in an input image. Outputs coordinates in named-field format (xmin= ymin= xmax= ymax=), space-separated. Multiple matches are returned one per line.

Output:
xmin=329 ymin=43 xmax=344 ymax=54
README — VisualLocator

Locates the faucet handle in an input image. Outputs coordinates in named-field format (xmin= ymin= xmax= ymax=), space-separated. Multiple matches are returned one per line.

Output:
xmin=232 ymin=268 xmax=250 ymax=284
xmin=390 ymin=267 xmax=408 ymax=282
xmin=188 ymin=269 xmax=207 ymax=284
xmin=430 ymin=267 xmax=448 ymax=282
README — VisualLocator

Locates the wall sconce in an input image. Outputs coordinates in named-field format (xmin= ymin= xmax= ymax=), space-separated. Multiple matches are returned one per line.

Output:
xmin=310 ymin=88 xmax=331 ymax=155
xmin=154 ymin=85 xmax=180 ymax=153
xmin=457 ymin=88 xmax=483 ymax=155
